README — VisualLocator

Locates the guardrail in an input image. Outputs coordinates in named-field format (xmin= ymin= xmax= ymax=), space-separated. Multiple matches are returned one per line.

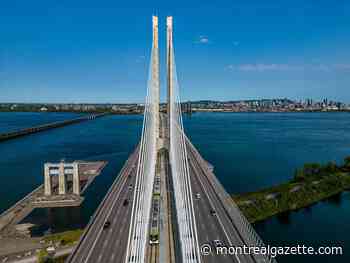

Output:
xmin=65 ymin=145 xmax=139 ymax=262
xmin=185 ymin=136 xmax=277 ymax=263
xmin=0 ymin=113 xmax=108 ymax=142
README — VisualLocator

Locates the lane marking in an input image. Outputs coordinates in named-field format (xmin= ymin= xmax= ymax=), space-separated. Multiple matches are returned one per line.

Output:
xmin=191 ymin=157 xmax=241 ymax=263
xmin=71 ymin=152 xmax=138 ymax=262
xmin=82 ymin=160 xmax=136 ymax=263
xmin=98 ymin=178 xmax=135 ymax=263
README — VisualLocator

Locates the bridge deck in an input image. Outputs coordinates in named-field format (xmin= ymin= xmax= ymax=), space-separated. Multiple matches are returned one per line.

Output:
xmin=66 ymin=147 xmax=138 ymax=263
xmin=187 ymin=140 xmax=255 ymax=263
xmin=67 ymin=123 xmax=269 ymax=263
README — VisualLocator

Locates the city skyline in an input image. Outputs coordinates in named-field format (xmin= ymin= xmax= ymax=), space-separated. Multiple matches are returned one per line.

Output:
xmin=1 ymin=1 xmax=350 ymax=103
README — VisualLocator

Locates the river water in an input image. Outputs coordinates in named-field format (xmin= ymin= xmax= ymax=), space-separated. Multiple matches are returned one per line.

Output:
xmin=0 ymin=112 xmax=349 ymax=262
xmin=0 ymin=112 xmax=84 ymax=133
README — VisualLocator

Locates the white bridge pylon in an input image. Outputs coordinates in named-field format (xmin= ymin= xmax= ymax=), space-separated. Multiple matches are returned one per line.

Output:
xmin=167 ymin=16 xmax=202 ymax=263
xmin=125 ymin=16 xmax=201 ymax=263
xmin=125 ymin=16 xmax=159 ymax=263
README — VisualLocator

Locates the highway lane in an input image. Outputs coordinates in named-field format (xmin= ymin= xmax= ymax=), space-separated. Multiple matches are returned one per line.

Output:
xmin=189 ymin=159 xmax=236 ymax=263
xmin=87 ymin=169 xmax=135 ymax=263
xmin=188 ymin=144 xmax=256 ymax=263
xmin=67 ymin=148 xmax=139 ymax=263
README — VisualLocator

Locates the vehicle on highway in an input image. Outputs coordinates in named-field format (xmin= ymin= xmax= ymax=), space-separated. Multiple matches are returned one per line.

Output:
xmin=149 ymin=195 xmax=160 ymax=245
xmin=149 ymin=230 xmax=159 ymax=245
xmin=195 ymin=193 xmax=200 ymax=199
xmin=210 ymin=209 xmax=217 ymax=216
xmin=149 ymin=170 xmax=161 ymax=245
xmin=103 ymin=221 xmax=111 ymax=229
xmin=213 ymin=240 xmax=223 ymax=248
xmin=123 ymin=199 xmax=129 ymax=206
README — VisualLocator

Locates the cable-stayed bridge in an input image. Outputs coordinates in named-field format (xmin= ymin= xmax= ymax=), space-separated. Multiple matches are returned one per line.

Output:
xmin=66 ymin=16 xmax=276 ymax=263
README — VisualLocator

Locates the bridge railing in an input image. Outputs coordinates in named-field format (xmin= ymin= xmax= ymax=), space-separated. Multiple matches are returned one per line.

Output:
xmin=65 ymin=146 xmax=139 ymax=262
xmin=185 ymin=136 xmax=277 ymax=263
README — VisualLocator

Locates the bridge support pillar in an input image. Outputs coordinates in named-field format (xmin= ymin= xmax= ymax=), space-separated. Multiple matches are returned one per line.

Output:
xmin=72 ymin=162 xmax=80 ymax=195
xmin=44 ymin=164 xmax=52 ymax=196
xmin=58 ymin=162 xmax=66 ymax=195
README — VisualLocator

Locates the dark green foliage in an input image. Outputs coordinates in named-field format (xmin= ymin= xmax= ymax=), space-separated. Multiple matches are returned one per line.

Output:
xmin=43 ymin=229 xmax=83 ymax=246
xmin=294 ymin=161 xmax=343 ymax=182
xmin=322 ymin=161 xmax=339 ymax=175
xmin=344 ymin=156 xmax=350 ymax=168
xmin=234 ymin=157 xmax=350 ymax=223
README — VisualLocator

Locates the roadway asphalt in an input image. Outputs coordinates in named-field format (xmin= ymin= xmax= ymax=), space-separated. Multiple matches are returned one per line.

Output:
xmin=67 ymin=148 xmax=139 ymax=263
xmin=68 ymin=112 xmax=258 ymax=263
xmin=187 ymin=143 xmax=256 ymax=263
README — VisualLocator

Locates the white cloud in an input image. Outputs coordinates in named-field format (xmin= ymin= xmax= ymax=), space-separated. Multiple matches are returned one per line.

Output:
xmin=225 ymin=63 xmax=350 ymax=72
xmin=226 ymin=63 xmax=304 ymax=72
xmin=310 ymin=64 xmax=331 ymax=72
xmin=334 ymin=63 xmax=350 ymax=71
xmin=196 ymin=36 xmax=209 ymax=44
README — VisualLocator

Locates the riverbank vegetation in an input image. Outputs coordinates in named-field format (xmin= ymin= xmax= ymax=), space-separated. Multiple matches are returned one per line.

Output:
xmin=43 ymin=229 xmax=83 ymax=246
xmin=233 ymin=157 xmax=350 ymax=223
xmin=36 ymin=230 xmax=83 ymax=262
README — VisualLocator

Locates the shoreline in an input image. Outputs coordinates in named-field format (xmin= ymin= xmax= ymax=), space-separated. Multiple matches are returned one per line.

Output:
xmin=1 ymin=109 xmax=350 ymax=114
xmin=233 ymin=158 xmax=350 ymax=223
xmin=2 ymin=159 xmax=350 ymax=260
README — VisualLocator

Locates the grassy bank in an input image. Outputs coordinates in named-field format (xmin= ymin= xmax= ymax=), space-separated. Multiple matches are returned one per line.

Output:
xmin=37 ymin=249 xmax=69 ymax=263
xmin=37 ymin=230 xmax=83 ymax=262
xmin=43 ymin=229 xmax=83 ymax=246
xmin=233 ymin=157 xmax=350 ymax=223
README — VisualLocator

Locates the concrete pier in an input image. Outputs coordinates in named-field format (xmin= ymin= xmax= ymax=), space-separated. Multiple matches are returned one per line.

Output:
xmin=58 ymin=162 xmax=66 ymax=195
xmin=44 ymin=161 xmax=81 ymax=196
xmin=0 ymin=161 xmax=106 ymax=237
xmin=72 ymin=162 xmax=80 ymax=195
xmin=44 ymin=164 xmax=52 ymax=196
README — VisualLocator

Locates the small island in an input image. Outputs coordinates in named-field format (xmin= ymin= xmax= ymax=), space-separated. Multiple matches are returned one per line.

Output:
xmin=233 ymin=157 xmax=350 ymax=223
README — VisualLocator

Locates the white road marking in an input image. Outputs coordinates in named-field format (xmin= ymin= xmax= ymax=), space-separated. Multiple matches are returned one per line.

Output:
xmin=82 ymin=161 xmax=135 ymax=263
xmin=193 ymin=159 xmax=241 ymax=263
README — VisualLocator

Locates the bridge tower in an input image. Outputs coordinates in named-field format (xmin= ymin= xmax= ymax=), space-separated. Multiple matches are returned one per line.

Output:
xmin=152 ymin=15 xmax=160 ymax=139
xmin=166 ymin=16 xmax=173 ymax=137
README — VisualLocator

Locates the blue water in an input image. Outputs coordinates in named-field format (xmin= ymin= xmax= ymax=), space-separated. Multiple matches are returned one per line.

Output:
xmin=184 ymin=112 xmax=350 ymax=193
xmin=0 ymin=114 xmax=142 ymax=232
xmin=0 ymin=112 xmax=84 ymax=133
xmin=0 ymin=112 xmax=349 ymax=262
xmin=184 ymin=112 xmax=350 ymax=263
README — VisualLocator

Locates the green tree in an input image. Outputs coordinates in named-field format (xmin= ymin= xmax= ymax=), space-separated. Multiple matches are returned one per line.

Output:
xmin=303 ymin=163 xmax=321 ymax=176
xmin=294 ymin=169 xmax=305 ymax=182
xmin=344 ymin=156 xmax=350 ymax=168
xmin=322 ymin=161 xmax=339 ymax=175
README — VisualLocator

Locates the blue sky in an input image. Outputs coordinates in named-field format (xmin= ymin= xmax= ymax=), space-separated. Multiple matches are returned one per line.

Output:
xmin=1 ymin=0 xmax=350 ymax=103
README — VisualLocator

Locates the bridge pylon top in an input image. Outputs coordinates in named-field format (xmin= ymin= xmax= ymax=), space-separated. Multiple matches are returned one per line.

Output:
xmin=166 ymin=16 xmax=173 ymax=27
